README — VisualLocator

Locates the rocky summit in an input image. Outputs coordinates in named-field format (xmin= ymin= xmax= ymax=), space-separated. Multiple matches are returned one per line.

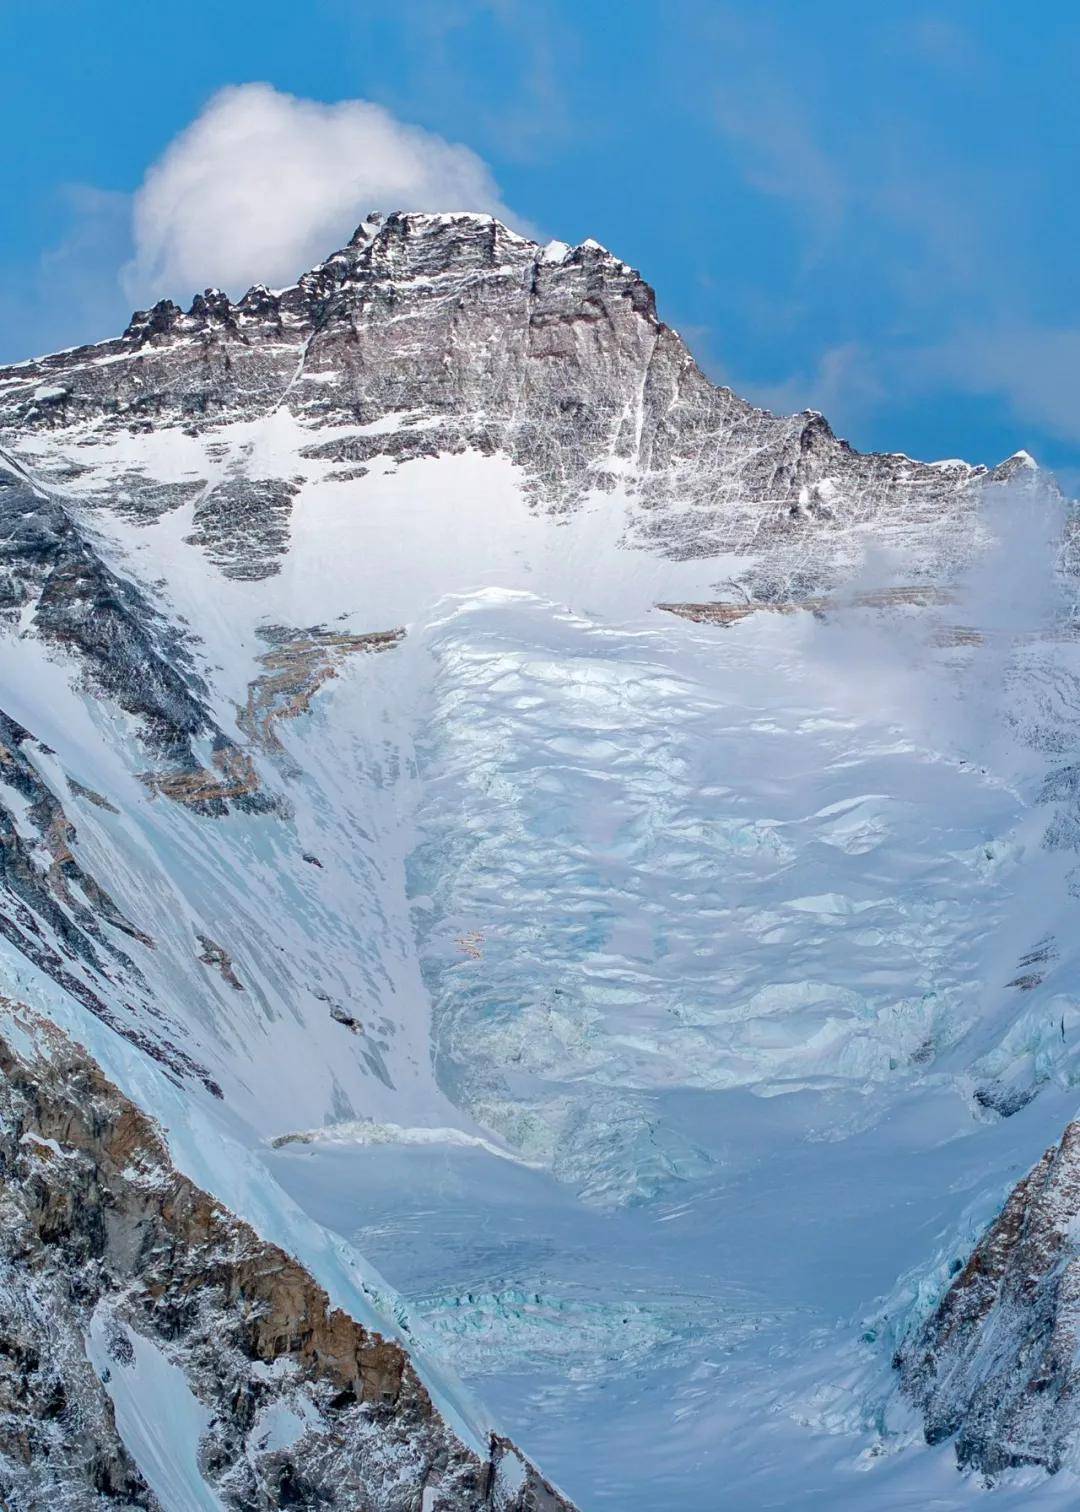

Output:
xmin=0 ymin=210 xmax=1077 ymax=1508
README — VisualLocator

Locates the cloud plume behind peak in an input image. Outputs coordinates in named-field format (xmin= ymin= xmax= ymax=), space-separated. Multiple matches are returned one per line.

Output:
xmin=122 ymin=83 xmax=522 ymax=306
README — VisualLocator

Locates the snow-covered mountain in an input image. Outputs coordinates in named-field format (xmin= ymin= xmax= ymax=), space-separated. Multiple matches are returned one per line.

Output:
xmin=1 ymin=208 xmax=1079 ymax=1508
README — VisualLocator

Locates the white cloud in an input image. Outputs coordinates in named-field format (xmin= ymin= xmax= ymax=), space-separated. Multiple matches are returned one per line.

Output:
xmin=713 ymin=87 xmax=848 ymax=257
xmin=900 ymin=15 xmax=981 ymax=74
xmin=122 ymin=83 xmax=522 ymax=306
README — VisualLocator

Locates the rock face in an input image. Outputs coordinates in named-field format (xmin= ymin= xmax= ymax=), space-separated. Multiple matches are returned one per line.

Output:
xmin=239 ymin=625 xmax=405 ymax=758
xmin=0 ymin=1006 xmax=574 ymax=1510
xmin=0 ymin=455 xmax=275 ymax=818
xmin=0 ymin=705 xmax=223 ymax=1096
xmin=898 ymin=1121 xmax=1080 ymax=1477
xmin=0 ymin=458 xmax=214 ymax=764
xmin=0 ymin=212 xmax=1024 ymax=593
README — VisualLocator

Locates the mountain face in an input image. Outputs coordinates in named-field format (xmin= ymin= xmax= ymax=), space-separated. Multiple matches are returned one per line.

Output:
xmin=0 ymin=208 xmax=1077 ymax=1508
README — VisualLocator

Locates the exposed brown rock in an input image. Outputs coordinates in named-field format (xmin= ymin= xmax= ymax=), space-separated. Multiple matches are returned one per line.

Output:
xmin=196 ymin=933 xmax=244 ymax=992
xmin=657 ymin=584 xmax=956 ymax=627
xmin=140 ymin=742 xmax=263 ymax=808
xmin=0 ymin=1006 xmax=578 ymax=1510
xmin=239 ymin=623 xmax=405 ymax=756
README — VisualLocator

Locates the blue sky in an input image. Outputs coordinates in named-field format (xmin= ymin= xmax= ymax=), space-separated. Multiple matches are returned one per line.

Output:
xmin=2 ymin=0 xmax=1078 ymax=483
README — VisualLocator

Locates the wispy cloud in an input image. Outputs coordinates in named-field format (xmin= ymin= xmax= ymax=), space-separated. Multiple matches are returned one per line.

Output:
xmin=734 ymin=342 xmax=886 ymax=432
xmin=674 ymin=3 xmax=1067 ymax=467
xmin=694 ymin=9 xmax=848 ymax=259
xmin=713 ymin=88 xmax=848 ymax=260
xmin=358 ymin=0 xmax=579 ymax=162
xmin=919 ymin=326 xmax=1080 ymax=447
xmin=737 ymin=322 xmax=1080 ymax=468
xmin=0 ymin=186 xmax=131 ymax=362
xmin=898 ymin=15 xmax=982 ymax=75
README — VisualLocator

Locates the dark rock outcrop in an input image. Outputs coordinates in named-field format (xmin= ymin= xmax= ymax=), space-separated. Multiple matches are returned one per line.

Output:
xmin=0 ymin=708 xmax=221 ymax=1097
xmin=0 ymin=460 xmax=212 ymax=764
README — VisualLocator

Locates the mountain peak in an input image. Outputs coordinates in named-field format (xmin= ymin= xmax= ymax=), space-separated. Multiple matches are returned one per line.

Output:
xmin=0 ymin=173 xmax=1072 ymax=1510
xmin=1 ymin=203 xmax=1040 ymax=602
